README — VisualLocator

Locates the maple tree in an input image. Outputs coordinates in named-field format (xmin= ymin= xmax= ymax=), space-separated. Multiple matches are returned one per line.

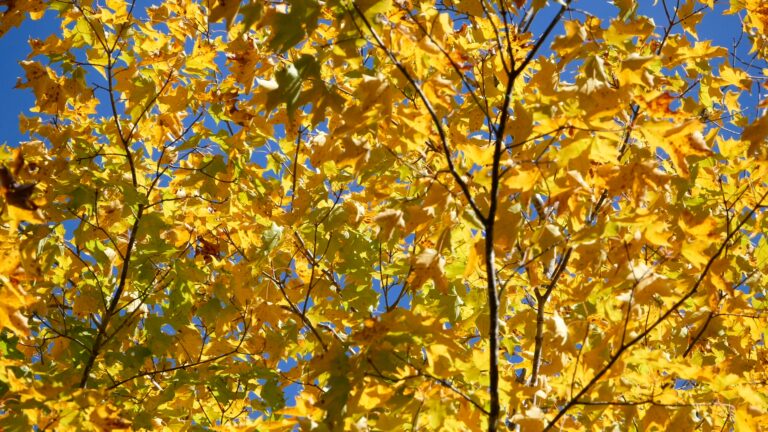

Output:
xmin=1 ymin=0 xmax=768 ymax=430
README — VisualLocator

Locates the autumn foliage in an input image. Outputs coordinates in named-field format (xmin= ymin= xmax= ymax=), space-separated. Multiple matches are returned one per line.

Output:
xmin=1 ymin=0 xmax=768 ymax=430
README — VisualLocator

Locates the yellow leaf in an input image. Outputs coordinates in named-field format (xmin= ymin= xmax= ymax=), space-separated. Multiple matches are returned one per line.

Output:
xmin=373 ymin=209 xmax=405 ymax=241
xmin=710 ymin=272 xmax=728 ymax=292
xmin=176 ymin=325 xmax=202 ymax=360
xmin=618 ymin=54 xmax=656 ymax=87
xmin=605 ymin=17 xmax=655 ymax=48
xmin=642 ymin=119 xmax=710 ymax=177
xmin=734 ymin=406 xmax=756 ymax=432
xmin=185 ymin=40 xmax=217 ymax=76
xmin=409 ymin=248 xmax=448 ymax=292
xmin=0 ymin=230 xmax=21 ymax=275
xmin=679 ymin=214 xmax=719 ymax=238
xmin=589 ymin=135 xmax=619 ymax=163
xmin=203 ymin=339 xmax=235 ymax=356
xmin=279 ymin=394 xmax=323 ymax=419
xmin=503 ymin=166 xmax=540 ymax=192
xmin=676 ymin=0 xmax=702 ymax=39
xmin=644 ymin=220 xmax=672 ymax=247
xmin=89 ymin=403 xmax=131 ymax=431
xmin=508 ymin=101 xmax=533 ymax=143
xmin=73 ymin=289 xmax=102 ymax=318
xmin=737 ymin=385 xmax=766 ymax=408
xmin=427 ymin=343 xmax=454 ymax=376
xmin=231 ymin=265 xmax=255 ymax=305
xmin=719 ymin=63 xmax=752 ymax=90
xmin=208 ymin=0 xmax=240 ymax=28
xmin=550 ymin=311 xmax=568 ymax=345
xmin=642 ymin=405 xmax=670 ymax=430
xmin=716 ymin=136 xmax=747 ymax=158
xmin=510 ymin=406 xmax=546 ymax=431
xmin=6 ymin=206 xmax=44 ymax=232
xmin=463 ymin=238 xmax=481 ymax=278
xmin=681 ymin=240 xmax=711 ymax=268
xmin=356 ymin=383 xmax=394 ymax=410
xmin=743 ymin=115 xmax=768 ymax=155
xmin=455 ymin=0 xmax=483 ymax=16
xmin=165 ymin=226 xmax=192 ymax=248
xmin=459 ymin=140 xmax=492 ymax=167
xmin=16 ymin=61 xmax=66 ymax=114
xmin=0 ymin=277 xmax=31 ymax=336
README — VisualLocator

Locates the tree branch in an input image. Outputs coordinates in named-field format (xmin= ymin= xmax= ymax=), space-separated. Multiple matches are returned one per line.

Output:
xmin=529 ymin=247 xmax=572 ymax=386
xmin=351 ymin=3 xmax=486 ymax=224
xmin=544 ymin=188 xmax=768 ymax=430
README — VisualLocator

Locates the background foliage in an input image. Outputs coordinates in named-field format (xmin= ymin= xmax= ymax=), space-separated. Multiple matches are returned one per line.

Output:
xmin=1 ymin=0 xmax=768 ymax=430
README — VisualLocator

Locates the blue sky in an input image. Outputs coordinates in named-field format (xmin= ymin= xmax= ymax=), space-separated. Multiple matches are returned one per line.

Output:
xmin=0 ymin=12 xmax=58 ymax=148
xmin=0 ymin=2 xmax=748 ymax=152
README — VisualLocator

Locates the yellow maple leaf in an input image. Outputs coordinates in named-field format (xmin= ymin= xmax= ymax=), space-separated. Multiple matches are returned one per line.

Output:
xmin=176 ymin=324 xmax=202 ymax=361
xmin=6 ymin=205 xmax=44 ymax=232
xmin=0 ymin=229 xmax=21 ymax=275
xmin=734 ymin=406 xmax=757 ymax=432
xmin=463 ymin=238 xmax=482 ymax=278
xmin=373 ymin=209 xmax=405 ymax=241
xmin=743 ymin=115 xmax=768 ymax=156
xmin=681 ymin=240 xmax=711 ymax=268
xmin=355 ymin=383 xmax=395 ymax=410
xmin=642 ymin=119 xmax=711 ymax=177
xmin=679 ymin=213 xmax=718 ymax=237
xmin=0 ymin=276 xmax=31 ymax=336
xmin=408 ymin=248 xmax=448 ymax=292
xmin=89 ymin=403 xmax=131 ymax=432
xmin=643 ymin=220 xmax=672 ymax=247
xmin=503 ymin=166 xmax=540 ymax=192
xmin=208 ymin=0 xmax=241 ymax=28
xmin=427 ymin=343 xmax=454 ymax=376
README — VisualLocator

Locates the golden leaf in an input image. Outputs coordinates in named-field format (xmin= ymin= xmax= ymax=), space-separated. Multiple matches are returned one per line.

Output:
xmin=373 ymin=209 xmax=405 ymax=241
xmin=0 ymin=276 xmax=31 ymax=336
xmin=503 ymin=166 xmax=540 ymax=192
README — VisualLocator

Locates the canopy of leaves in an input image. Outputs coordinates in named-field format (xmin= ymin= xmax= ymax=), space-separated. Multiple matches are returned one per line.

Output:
xmin=1 ymin=0 xmax=767 ymax=430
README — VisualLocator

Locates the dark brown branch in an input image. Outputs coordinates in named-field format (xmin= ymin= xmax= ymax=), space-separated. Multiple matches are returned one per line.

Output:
xmin=124 ymin=69 xmax=177 ymax=148
xmin=479 ymin=0 xmax=511 ymax=75
xmin=572 ymin=398 xmax=723 ymax=408
xmin=291 ymin=126 xmax=305 ymax=210
xmin=79 ymin=204 xmax=144 ymax=388
xmin=589 ymin=105 xmax=640 ymax=224
xmin=262 ymin=271 xmax=328 ymax=352
xmin=32 ymin=313 xmax=91 ymax=352
xmin=107 ymin=311 xmax=251 ymax=390
xmin=682 ymin=311 xmax=716 ymax=358
xmin=483 ymin=4 xmax=571 ymax=428
xmin=529 ymin=247 xmax=572 ymax=386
